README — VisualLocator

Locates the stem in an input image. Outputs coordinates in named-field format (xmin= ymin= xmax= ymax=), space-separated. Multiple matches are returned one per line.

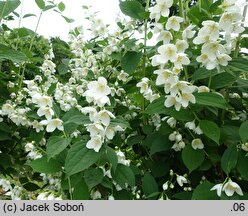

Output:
xmin=68 ymin=177 xmax=73 ymax=200
xmin=142 ymin=0 xmax=150 ymax=77
xmin=208 ymin=70 xmax=212 ymax=88
xmin=179 ymin=0 xmax=185 ymax=20
xmin=234 ymin=0 xmax=248 ymax=57
xmin=18 ymin=10 xmax=43 ymax=89
xmin=18 ymin=0 xmax=25 ymax=28
xmin=141 ymin=0 xmax=150 ymax=124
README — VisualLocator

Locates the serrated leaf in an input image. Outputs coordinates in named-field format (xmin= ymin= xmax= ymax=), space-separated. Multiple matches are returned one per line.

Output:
xmin=121 ymin=51 xmax=141 ymax=73
xmin=112 ymin=164 xmax=135 ymax=189
xmin=65 ymin=141 xmax=100 ymax=177
xmin=27 ymin=156 xmax=61 ymax=174
xmin=199 ymin=120 xmax=220 ymax=144
xmin=84 ymin=168 xmax=104 ymax=190
xmin=194 ymin=92 xmax=228 ymax=109
xmin=192 ymin=181 xmax=218 ymax=200
xmin=105 ymin=146 xmax=118 ymax=172
xmin=142 ymin=172 xmax=158 ymax=198
xmin=0 ymin=44 xmax=28 ymax=63
xmin=35 ymin=0 xmax=45 ymax=9
xmin=73 ymin=178 xmax=90 ymax=200
xmin=58 ymin=2 xmax=65 ymax=11
xmin=119 ymin=0 xmax=146 ymax=20
xmin=145 ymin=97 xmax=194 ymax=121
xmin=0 ymin=0 xmax=21 ymax=20
xmin=237 ymin=151 xmax=248 ymax=181
xmin=221 ymin=144 xmax=238 ymax=175
xmin=182 ymin=145 xmax=205 ymax=172
xmin=239 ymin=121 xmax=248 ymax=143
xmin=46 ymin=136 xmax=71 ymax=160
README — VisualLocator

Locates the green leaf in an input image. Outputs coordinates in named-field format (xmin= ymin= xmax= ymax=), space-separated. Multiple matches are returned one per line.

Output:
xmin=84 ymin=168 xmax=104 ymax=190
xmin=46 ymin=136 xmax=71 ymax=160
xmin=72 ymin=178 xmax=90 ymax=200
xmin=35 ymin=0 xmax=45 ymax=9
xmin=194 ymin=92 xmax=228 ymax=110
xmin=239 ymin=121 xmax=248 ymax=143
xmin=112 ymin=164 xmax=135 ymax=189
xmin=27 ymin=156 xmax=61 ymax=174
xmin=199 ymin=120 xmax=220 ymax=145
xmin=142 ymin=172 xmax=159 ymax=198
xmin=221 ymin=144 xmax=238 ymax=175
xmin=22 ymin=13 xmax=36 ymax=18
xmin=62 ymin=15 xmax=74 ymax=23
xmin=0 ymin=44 xmax=28 ymax=63
xmin=182 ymin=145 xmax=205 ymax=172
xmin=150 ymin=135 xmax=172 ymax=155
xmin=110 ymin=116 xmax=131 ymax=129
xmin=0 ymin=132 xmax=11 ymax=141
xmin=58 ymin=1 xmax=65 ymax=11
xmin=237 ymin=151 xmax=248 ymax=181
xmin=0 ymin=0 xmax=21 ymax=20
xmin=192 ymin=181 xmax=219 ymax=200
xmin=121 ymin=51 xmax=141 ymax=74
xmin=57 ymin=63 xmax=69 ymax=75
xmin=187 ymin=6 xmax=211 ymax=26
xmin=228 ymin=57 xmax=248 ymax=73
xmin=65 ymin=141 xmax=100 ymax=177
xmin=210 ymin=72 xmax=237 ymax=89
xmin=191 ymin=68 xmax=217 ymax=81
xmin=105 ymin=146 xmax=118 ymax=172
xmin=145 ymin=97 xmax=194 ymax=121
xmin=119 ymin=0 xmax=146 ymax=20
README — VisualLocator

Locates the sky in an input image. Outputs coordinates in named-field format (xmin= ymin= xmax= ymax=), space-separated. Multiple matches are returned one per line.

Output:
xmin=7 ymin=0 xmax=120 ymax=40
xmin=6 ymin=0 xmax=248 ymax=42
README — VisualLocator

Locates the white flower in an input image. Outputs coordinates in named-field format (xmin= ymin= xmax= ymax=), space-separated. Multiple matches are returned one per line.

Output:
xmin=182 ymin=24 xmax=196 ymax=40
xmin=136 ymin=78 xmax=149 ymax=94
xmin=176 ymin=175 xmax=187 ymax=187
xmin=175 ymin=40 xmax=189 ymax=53
xmin=217 ymin=54 xmax=232 ymax=66
xmin=155 ymin=44 xmax=178 ymax=64
xmin=40 ymin=118 xmax=64 ymax=132
xmin=86 ymin=123 xmax=105 ymax=137
xmin=116 ymin=150 xmax=130 ymax=166
xmin=219 ymin=12 xmax=242 ymax=32
xmin=1 ymin=103 xmax=15 ymax=115
xmin=198 ymin=86 xmax=210 ymax=93
xmin=37 ymin=107 xmax=54 ymax=120
xmin=174 ymin=53 xmax=190 ymax=69
xmin=166 ymin=16 xmax=184 ymax=31
xmin=164 ymin=95 xmax=182 ymax=111
xmin=118 ymin=71 xmax=129 ymax=82
xmin=149 ymin=0 xmax=173 ymax=20
xmin=162 ymin=181 xmax=169 ymax=190
xmin=241 ymin=143 xmax=248 ymax=152
xmin=83 ymin=77 xmax=111 ymax=106
xmin=185 ymin=121 xmax=196 ymax=130
xmin=201 ymin=42 xmax=226 ymax=61
xmin=200 ymin=20 xmax=220 ymax=41
xmin=195 ymin=126 xmax=203 ymax=135
xmin=191 ymin=138 xmax=204 ymax=150
xmin=86 ymin=135 xmax=103 ymax=152
xmin=223 ymin=179 xmax=243 ymax=196
xmin=210 ymin=183 xmax=223 ymax=197
xmin=32 ymin=93 xmax=53 ymax=108
xmin=157 ymin=30 xmax=173 ymax=44
xmin=97 ymin=110 xmax=115 ymax=126
xmin=91 ymin=190 xmax=102 ymax=200
xmin=25 ymin=143 xmax=35 ymax=152
xmin=166 ymin=117 xmax=177 ymax=128
xmin=80 ymin=107 xmax=97 ymax=122
xmin=154 ymin=69 xmax=178 ymax=86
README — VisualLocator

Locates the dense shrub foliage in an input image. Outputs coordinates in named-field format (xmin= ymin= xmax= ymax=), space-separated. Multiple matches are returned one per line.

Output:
xmin=0 ymin=0 xmax=248 ymax=200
